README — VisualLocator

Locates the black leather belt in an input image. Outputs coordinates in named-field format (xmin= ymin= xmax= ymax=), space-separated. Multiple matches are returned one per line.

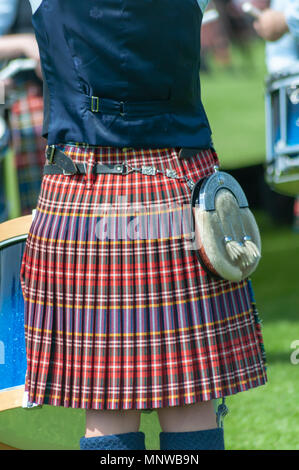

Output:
xmin=44 ymin=161 xmax=129 ymax=175
xmin=43 ymin=145 xmax=206 ymax=176
xmin=44 ymin=146 xmax=130 ymax=175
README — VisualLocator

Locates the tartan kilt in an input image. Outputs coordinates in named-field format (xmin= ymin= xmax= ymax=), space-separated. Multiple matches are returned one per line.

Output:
xmin=9 ymin=81 xmax=46 ymax=215
xmin=20 ymin=144 xmax=267 ymax=410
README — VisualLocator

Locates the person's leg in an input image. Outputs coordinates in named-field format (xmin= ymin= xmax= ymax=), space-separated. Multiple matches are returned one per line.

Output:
xmin=157 ymin=400 xmax=217 ymax=432
xmin=80 ymin=409 xmax=145 ymax=450
xmin=157 ymin=399 xmax=227 ymax=450
xmin=85 ymin=409 xmax=142 ymax=437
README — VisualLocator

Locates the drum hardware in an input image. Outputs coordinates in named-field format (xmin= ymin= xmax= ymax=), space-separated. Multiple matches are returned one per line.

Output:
xmin=265 ymin=71 xmax=299 ymax=196
xmin=266 ymin=155 xmax=299 ymax=196
xmin=287 ymin=86 xmax=299 ymax=105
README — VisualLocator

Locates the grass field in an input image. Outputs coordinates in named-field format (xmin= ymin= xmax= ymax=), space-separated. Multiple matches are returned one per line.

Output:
xmin=201 ymin=39 xmax=267 ymax=169
xmin=0 ymin=40 xmax=298 ymax=450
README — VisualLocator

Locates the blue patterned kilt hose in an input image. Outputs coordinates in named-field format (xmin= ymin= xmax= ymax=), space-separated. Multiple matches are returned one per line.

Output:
xmin=20 ymin=144 xmax=267 ymax=410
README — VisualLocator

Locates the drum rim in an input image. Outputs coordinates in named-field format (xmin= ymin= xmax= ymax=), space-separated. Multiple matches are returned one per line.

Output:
xmin=0 ymin=214 xmax=32 ymax=244
xmin=0 ymin=220 xmax=29 ymax=412
xmin=0 ymin=234 xmax=27 ymax=250
xmin=266 ymin=71 xmax=299 ymax=91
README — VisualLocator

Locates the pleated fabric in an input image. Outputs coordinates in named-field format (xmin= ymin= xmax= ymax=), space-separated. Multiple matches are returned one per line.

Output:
xmin=20 ymin=144 xmax=267 ymax=410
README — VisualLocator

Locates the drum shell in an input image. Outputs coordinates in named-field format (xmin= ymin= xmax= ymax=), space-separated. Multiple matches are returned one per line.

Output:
xmin=265 ymin=72 xmax=299 ymax=196
xmin=0 ymin=216 xmax=84 ymax=449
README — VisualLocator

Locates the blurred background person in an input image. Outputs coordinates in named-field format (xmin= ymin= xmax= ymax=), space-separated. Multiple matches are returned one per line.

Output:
xmin=201 ymin=0 xmax=269 ymax=72
xmin=201 ymin=1 xmax=233 ymax=70
xmin=253 ymin=0 xmax=299 ymax=232
xmin=0 ymin=0 xmax=45 ymax=219
xmin=253 ymin=0 xmax=299 ymax=72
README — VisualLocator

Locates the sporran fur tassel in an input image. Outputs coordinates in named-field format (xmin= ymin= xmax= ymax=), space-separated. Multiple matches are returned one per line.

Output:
xmin=243 ymin=236 xmax=261 ymax=260
xmin=224 ymin=237 xmax=244 ymax=261
xmin=224 ymin=236 xmax=261 ymax=269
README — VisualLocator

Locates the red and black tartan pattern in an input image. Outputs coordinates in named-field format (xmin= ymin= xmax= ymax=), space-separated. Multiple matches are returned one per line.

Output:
xmin=20 ymin=144 xmax=267 ymax=410
xmin=9 ymin=81 xmax=46 ymax=215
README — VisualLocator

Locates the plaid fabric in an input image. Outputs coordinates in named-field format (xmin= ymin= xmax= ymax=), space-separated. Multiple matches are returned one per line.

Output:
xmin=9 ymin=81 xmax=46 ymax=215
xmin=20 ymin=144 xmax=267 ymax=410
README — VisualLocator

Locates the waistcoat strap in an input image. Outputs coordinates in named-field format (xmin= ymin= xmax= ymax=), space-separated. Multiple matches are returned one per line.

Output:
xmin=84 ymin=95 xmax=177 ymax=117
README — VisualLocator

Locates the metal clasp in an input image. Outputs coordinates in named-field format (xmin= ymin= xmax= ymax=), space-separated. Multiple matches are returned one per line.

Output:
xmin=115 ymin=163 xmax=127 ymax=174
xmin=47 ymin=145 xmax=56 ymax=164
xmin=122 ymin=163 xmax=139 ymax=175
xmin=119 ymin=101 xmax=125 ymax=116
xmin=141 ymin=166 xmax=157 ymax=176
xmin=91 ymin=96 xmax=100 ymax=113
xmin=165 ymin=168 xmax=178 ymax=179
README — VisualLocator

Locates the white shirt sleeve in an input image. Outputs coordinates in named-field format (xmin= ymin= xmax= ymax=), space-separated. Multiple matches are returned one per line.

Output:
xmin=0 ymin=0 xmax=18 ymax=35
xmin=29 ymin=0 xmax=43 ymax=14
xmin=285 ymin=0 xmax=299 ymax=39
xmin=196 ymin=0 xmax=210 ymax=15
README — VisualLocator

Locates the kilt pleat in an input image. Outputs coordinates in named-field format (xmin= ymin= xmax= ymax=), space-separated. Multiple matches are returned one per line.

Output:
xmin=20 ymin=144 xmax=267 ymax=410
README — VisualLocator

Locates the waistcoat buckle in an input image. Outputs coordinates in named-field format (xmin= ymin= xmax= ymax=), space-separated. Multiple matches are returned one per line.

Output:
xmin=91 ymin=96 xmax=100 ymax=112
xmin=47 ymin=145 xmax=56 ymax=164
xmin=119 ymin=101 xmax=125 ymax=116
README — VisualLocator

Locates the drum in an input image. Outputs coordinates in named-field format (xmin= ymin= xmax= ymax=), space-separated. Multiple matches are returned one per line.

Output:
xmin=265 ymin=71 xmax=299 ymax=196
xmin=0 ymin=215 xmax=222 ymax=449
xmin=0 ymin=216 xmax=84 ymax=450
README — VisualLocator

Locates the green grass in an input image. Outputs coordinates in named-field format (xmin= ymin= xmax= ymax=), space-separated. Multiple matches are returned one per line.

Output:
xmin=222 ymin=212 xmax=299 ymax=450
xmin=201 ymin=39 xmax=268 ymax=169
